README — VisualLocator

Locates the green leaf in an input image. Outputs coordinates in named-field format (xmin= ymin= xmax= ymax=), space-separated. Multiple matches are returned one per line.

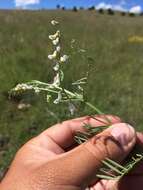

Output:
xmin=97 ymin=154 xmax=143 ymax=180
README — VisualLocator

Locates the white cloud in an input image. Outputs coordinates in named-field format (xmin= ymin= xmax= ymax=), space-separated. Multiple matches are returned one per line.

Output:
xmin=96 ymin=2 xmax=127 ymax=12
xmin=96 ymin=2 xmax=112 ymax=10
xmin=15 ymin=0 xmax=40 ymax=8
xmin=129 ymin=6 xmax=142 ymax=14
xmin=113 ymin=5 xmax=126 ymax=12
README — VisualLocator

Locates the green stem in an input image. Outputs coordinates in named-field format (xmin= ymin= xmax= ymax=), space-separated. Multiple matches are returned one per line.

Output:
xmin=85 ymin=101 xmax=104 ymax=115
xmin=35 ymin=87 xmax=59 ymax=94
xmin=85 ymin=101 xmax=112 ymax=124
xmin=27 ymin=81 xmax=111 ymax=124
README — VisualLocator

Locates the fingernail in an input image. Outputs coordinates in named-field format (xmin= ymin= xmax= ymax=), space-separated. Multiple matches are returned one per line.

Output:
xmin=111 ymin=123 xmax=135 ymax=146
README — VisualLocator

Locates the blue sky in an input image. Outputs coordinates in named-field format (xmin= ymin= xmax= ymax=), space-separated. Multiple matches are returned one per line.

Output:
xmin=0 ymin=0 xmax=143 ymax=13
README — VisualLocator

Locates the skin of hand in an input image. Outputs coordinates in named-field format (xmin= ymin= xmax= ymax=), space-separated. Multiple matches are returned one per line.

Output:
xmin=0 ymin=115 xmax=143 ymax=190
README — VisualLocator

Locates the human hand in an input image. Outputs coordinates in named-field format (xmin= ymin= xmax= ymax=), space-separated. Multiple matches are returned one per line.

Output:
xmin=0 ymin=115 xmax=142 ymax=190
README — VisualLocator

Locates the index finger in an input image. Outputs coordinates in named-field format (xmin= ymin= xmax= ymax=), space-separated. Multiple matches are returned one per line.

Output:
xmin=40 ymin=115 xmax=121 ymax=149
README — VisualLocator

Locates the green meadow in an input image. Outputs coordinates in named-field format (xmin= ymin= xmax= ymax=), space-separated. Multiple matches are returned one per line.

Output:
xmin=0 ymin=9 xmax=143 ymax=178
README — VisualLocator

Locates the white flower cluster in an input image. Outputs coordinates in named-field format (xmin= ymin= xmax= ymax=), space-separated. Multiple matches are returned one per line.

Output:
xmin=48 ymin=20 xmax=69 ymax=64
xmin=10 ymin=19 xmax=90 ymax=116
xmin=47 ymin=19 xmax=69 ymax=104
xmin=14 ymin=84 xmax=33 ymax=92
xmin=13 ymin=83 xmax=41 ymax=95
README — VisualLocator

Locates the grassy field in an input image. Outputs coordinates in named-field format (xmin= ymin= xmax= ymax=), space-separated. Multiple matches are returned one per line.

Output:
xmin=1 ymin=9 xmax=143 ymax=178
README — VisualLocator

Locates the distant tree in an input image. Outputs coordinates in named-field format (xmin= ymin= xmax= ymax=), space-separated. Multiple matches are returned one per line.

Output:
xmin=129 ymin=12 xmax=135 ymax=17
xmin=72 ymin=6 xmax=78 ymax=12
xmin=98 ymin=8 xmax=104 ymax=14
xmin=121 ymin=11 xmax=126 ymax=16
xmin=88 ymin=6 xmax=95 ymax=11
xmin=62 ymin=6 xmax=66 ymax=10
xmin=79 ymin=6 xmax=84 ymax=10
xmin=107 ymin=8 xmax=114 ymax=15
xmin=56 ymin=4 xmax=60 ymax=9
xmin=140 ymin=12 xmax=143 ymax=16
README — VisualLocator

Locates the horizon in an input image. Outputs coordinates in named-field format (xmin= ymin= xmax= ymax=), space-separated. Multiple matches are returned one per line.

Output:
xmin=0 ymin=1 xmax=142 ymax=14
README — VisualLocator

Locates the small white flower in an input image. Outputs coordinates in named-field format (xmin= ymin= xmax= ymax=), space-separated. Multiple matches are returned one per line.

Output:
xmin=56 ymin=45 xmax=61 ymax=52
xmin=47 ymin=95 xmax=52 ymax=103
xmin=52 ymin=37 xmax=59 ymax=45
xmin=53 ymin=73 xmax=60 ymax=86
xmin=49 ymin=30 xmax=60 ymax=40
xmin=53 ymin=92 xmax=62 ymax=104
xmin=53 ymin=63 xmax=59 ymax=71
xmin=34 ymin=87 xmax=40 ymax=94
xmin=60 ymin=55 xmax=69 ymax=63
xmin=49 ymin=35 xmax=55 ymax=41
xmin=48 ymin=54 xmax=53 ymax=60
xmin=14 ymin=84 xmax=33 ymax=91
xmin=51 ymin=20 xmax=59 ymax=26
xmin=48 ymin=50 xmax=57 ymax=60
xmin=52 ymin=50 xmax=57 ymax=58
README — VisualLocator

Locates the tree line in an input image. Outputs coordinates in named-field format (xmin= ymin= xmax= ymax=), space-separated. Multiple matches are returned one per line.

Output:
xmin=56 ymin=4 xmax=143 ymax=17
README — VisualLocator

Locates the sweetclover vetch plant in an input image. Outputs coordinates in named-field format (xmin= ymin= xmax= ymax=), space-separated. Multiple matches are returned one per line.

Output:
xmin=10 ymin=20 xmax=143 ymax=180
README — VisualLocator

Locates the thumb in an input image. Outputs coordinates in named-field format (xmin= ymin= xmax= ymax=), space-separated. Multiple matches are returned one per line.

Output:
xmin=52 ymin=123 xmax=136 ymax=188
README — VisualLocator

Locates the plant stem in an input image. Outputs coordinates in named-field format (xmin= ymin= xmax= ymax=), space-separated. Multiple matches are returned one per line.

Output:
xmin=85 ymin=101 xmax=104 ymax=115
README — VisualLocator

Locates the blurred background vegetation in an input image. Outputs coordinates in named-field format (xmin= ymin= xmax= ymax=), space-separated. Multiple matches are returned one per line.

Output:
xmin=0 ymin=9 xmax=143 ymax=179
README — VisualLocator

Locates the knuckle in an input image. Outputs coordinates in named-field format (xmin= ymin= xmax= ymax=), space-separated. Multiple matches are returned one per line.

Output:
xmin=85 ymin=134 xmax=123 ymax=162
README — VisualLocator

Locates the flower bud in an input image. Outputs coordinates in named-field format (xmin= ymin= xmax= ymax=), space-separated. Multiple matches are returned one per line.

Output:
xmin=56 ymin=45 xmax=61 ymax=52
xmin=48 ymin=50 xmax=57 ymax=60
xmin=49 ymin=30 xmax=60 ymax=41
xmin=34 ymin=87 xmax=40 ymax=94
xmin=51 ymin=20 xmax=59 ymax=26
xmin=53 ymin=63 xmax=59 ymax=71
xmin=52 ymin=37 xmax=59 ymax=45
xmin=60 ymin=55 xmax=69 ymax=63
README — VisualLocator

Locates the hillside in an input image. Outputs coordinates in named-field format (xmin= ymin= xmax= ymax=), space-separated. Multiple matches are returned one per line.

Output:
xmin=0 ymin=10 xmax=143 ymax=178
